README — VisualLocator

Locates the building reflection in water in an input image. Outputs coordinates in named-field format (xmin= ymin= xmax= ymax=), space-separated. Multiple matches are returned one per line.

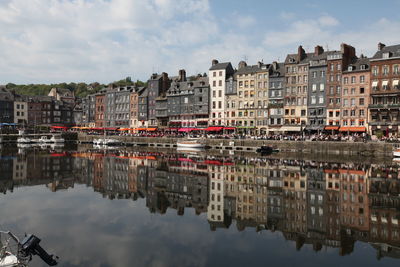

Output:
xmin=1 ymin=149 xmax=400 ymax=259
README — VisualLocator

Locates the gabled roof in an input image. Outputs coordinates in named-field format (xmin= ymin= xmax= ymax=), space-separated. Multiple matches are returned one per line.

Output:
xmin=371 ymin=44 xmax=400 ymax=60
xmin=342 ymin=57 xmax=370 ymax=73
xmin=235 ymin=64 xmax=261 ymax=75
xmin=209 ymin=62 xmax=232 ymax=71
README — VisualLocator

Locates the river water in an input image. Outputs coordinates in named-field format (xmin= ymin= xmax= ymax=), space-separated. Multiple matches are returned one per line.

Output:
xmin=0 ymin=146 xmax=399 ymax=267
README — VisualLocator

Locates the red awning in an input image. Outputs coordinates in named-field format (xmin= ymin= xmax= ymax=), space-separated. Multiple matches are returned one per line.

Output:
xmin=339 ymin=127 xmax=366 ymax=132
xmin=205 ymin=127 xmax=223 ymax=131
xmin=51 ymin=126 xmax=68 ymax=129
xmin=324 ymin=126 xmax=339 ymax=130
xmin=178 ymin=128 xmax=195 ymax=132
xmin=146 ymin=128 xmax=157 ymax=131
xmin=223 ymin=127 xmax=236 ymax=130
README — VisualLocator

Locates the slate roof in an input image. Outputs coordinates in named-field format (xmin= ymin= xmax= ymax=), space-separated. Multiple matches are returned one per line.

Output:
xmin=270 ymin=63 xmax=285 ymax=77
xmin=209 ymin=62 xmax=231 ymax=71
xmin=167 ymin=76 xmax=209 ymax=95
xmin=235 ymin=64 xmax=261 ymax=75
xmin=371 ymin=44 xmax=400 ymax=60
xmin=342 ymin=57 xmax=370 ymax=73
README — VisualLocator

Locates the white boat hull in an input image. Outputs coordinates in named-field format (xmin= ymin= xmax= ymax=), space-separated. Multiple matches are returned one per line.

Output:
xmin=177 ymin=142 xmax=205 ymax=148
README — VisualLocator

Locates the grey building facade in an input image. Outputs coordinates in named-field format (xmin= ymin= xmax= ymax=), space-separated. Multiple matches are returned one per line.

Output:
xmin=0 ymin=87 xmax=14 ymax=123
xmin=105 ymin=85 xmax=132 ymax=128
xmin=166 ymin=70 xmax=210 ymax=128
xmin=268 ymin=62 xmax=285 ymax=131
xmin=308 ymin=46 xmax=328 ymax=131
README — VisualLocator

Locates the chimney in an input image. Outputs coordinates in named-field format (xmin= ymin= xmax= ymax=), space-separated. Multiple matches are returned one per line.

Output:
xmin=272 ymin=61 xmax=278 ymax=70
xmin=314 ymin=45 xmax=324 ymax=56
xmin=178 ymin=69 xmax=186 ymax=82
xmin=297 ymin=45 xmax=306 ymax=61
xmin=378 ymin=42 xmax=386 ymax=51
xmin=161 ymin=72 xmax=169 ymax=92
xmin=258 ymin=61 xmax=262 ymax=68
xmin=212 ymin=59 xmax=219 ymax=66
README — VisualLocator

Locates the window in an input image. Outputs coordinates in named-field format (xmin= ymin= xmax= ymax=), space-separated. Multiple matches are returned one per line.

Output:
xmin=218 ymin=80 xmax=222 ymax=86
xmin=213 ymin=72 xmax=216 ymax=77
xmin=351 ymin=88 xmax=355 ymax=94
xmin=351 ymin=98 xmax=355 ymax=106
xmin=372 ymin=66 xmax=378 ymax=76
xmin=383 ymin=65 xmax=389 ymax=75
xmin=351 ymin=76 xmax=356 ymax=83
xmin=343 ymin=77 xmax=349 ymax=84
xmin=344 ymin=88 xmax=348 ymax=95
xmin=311 ymin=96 xmax=316 ymax=104
xmin=318 ymin=96 xmax=324 ymax=104
xmin=312 ymin=84 xmax=317 ymax=91
xmin=360 ymin=76 xmax=365 ymax=83
xmin=320 ymin=83 xmax=324 ymax=91
xmin=312 ymin=71 xmax=317 ymax=78
xmin=359 ymin=98 xmax=364 ymax=105
xmin=321 ymin=70 xmax=325 ymax=77
xmin=394 ymin=65 xmax=399 ymax=74
xmin=213 ymin=81 xmax=216 ymax=87
xmin=219 ymin=71 xmax=222 ymax=76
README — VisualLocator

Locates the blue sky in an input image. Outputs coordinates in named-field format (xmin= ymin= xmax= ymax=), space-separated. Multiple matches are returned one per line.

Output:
xmin=0 ymin=0 xmax=399 ymax=84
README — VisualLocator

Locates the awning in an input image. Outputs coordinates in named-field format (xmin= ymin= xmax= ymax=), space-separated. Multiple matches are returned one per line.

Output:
xmin=393 ymin=80 xmax=399 ymax=86
xmin=166 ymin=128 xmax=179 ymax=131
xmin=137 ymin=128 xmax=147 ymax=131
xmin=279 ymin=126 xmax=302 ymax=132
xmin=382 ymin=81 xmax=388 ymax=86
xmin=324 ymin=126 xmax=340 ymax=130
xmin=51 ymin=126 xmax=68 ymax=129
xmin=118 ymin=128 xmax=131 ymax=131
xmin=339 ymin=127 xmax=366 ymax=132
xmin=372 ymin=81 xmax=378 ymax=87
xmin=146 ymin=128 xmax=157 ymax=131
xmin=205 ymin=127 xmax=223 ymax=131
xmin=105 ymin=128 xmax=118 ymax=131
xmin=178 ymin=128 xmax=194 ymax=132
xmin=224 ymin=127 xmax=236 ymax=130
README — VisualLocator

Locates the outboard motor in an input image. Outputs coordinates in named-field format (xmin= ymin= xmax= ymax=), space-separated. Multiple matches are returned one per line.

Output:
xmin=19 ymin=234 xmax=58 ymax=266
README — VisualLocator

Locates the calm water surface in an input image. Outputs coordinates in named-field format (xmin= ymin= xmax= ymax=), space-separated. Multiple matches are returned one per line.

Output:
xmin=0 ymin=146 xmax=399 ymax=267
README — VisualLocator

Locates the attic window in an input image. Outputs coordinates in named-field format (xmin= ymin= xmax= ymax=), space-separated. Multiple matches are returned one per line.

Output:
xmin=348 ymin=66 xmax=353 ymax=71
xmin=289 ymin=58 xmax=296 ymax=63
xmin=360 ymin=65 xmax=366 ymax=70
xmin=383 ymin=52 xmax=391 ymax=59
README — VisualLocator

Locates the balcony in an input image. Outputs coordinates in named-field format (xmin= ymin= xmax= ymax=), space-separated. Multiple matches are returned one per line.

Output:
xmin=369 ymin=103 xmax=400 ymax=109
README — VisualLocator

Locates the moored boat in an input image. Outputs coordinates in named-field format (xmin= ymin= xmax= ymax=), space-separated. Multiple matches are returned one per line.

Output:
xmin=177 ymin=138 xmax=205 ymax=148
xmin=394 ymin=148 xmax=400 ymax=157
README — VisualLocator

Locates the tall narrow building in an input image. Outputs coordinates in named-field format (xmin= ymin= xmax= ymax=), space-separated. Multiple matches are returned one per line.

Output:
xmin=283 ymin=46 xmax=311 ymax=133
xmin=326 ymin=43 xmax=356 ymax=128
xmin=208 ymin=60 xmax=234 ymax=126
xmin=369 ymin=43 xmax=400 ymax=137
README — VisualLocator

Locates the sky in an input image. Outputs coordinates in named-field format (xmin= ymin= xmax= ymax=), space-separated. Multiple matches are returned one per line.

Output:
xmin=0 ymin=0 xmax=400 ymax=84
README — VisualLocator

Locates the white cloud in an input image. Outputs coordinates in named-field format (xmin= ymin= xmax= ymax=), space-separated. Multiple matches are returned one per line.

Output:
xmin=0 ymin=0 xmax=214 ymax=84
xmin=263 ymin=15 xmax=400 ymax=59
xmin=318 ymin=15 xmax=339 ymax=26
xmin=279 ymin=11 xmax=296 ymax=20
xmin=236 ymin=15 xmax=256 ymax=29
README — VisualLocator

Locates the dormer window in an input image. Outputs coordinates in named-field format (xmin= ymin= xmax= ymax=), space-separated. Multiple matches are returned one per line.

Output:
xmin=383 ymin=52 xmax=391 ymax=59
xmin=360 ymin=64 xmax=366 ymax=70
xmin=348 ymin=66 xmax=353 ymax=71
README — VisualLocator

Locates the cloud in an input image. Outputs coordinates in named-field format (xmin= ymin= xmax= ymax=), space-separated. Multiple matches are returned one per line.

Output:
xmin=279 ymin=11 xmax=296 ymax=20
xmin=0 ymin=0 xmax=215 ymax=84
xmin=236 ymin=15 xmax=256 ymax=29
xmin=263 ymin=15 xmax=400 ymax=58
xmin=318 ymin=15 xmax=339 ymax=26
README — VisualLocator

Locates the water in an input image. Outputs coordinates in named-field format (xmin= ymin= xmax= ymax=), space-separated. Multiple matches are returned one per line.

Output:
xmin=0 ymin=146 xmax=399 ymax=267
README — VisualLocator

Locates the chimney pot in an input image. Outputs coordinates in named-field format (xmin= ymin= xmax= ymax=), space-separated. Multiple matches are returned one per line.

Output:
xmin=378 ymin=42 xmax=386 ymax=51
xmin=212 ymin=59 xmax=219 ymax=66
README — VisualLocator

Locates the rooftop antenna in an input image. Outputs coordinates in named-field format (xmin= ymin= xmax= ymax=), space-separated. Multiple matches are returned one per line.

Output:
xmin=326 ymin=44 xmax=329 ymax=51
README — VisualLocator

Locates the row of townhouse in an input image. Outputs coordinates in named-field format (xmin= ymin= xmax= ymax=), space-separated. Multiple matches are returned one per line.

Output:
xmin=79 ymin=42 xmax=400 ymax=136
xmin=0 ymin=87 xmax=76 ymax=127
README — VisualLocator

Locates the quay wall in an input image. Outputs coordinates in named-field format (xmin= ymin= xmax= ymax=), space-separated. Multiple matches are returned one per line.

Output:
xmin=77 ymin=133 xmax=395 ymax=157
